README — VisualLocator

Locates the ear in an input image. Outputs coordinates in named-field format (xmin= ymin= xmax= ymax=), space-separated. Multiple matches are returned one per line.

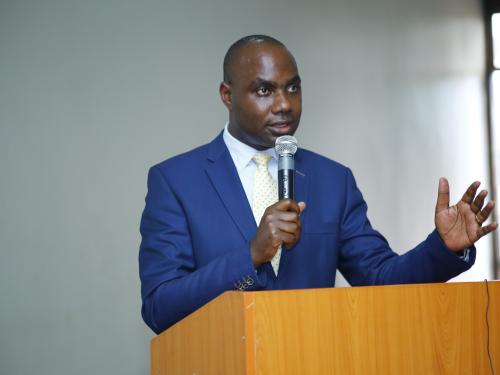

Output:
xmin=219 ymin=81 xmax=232 ymax=110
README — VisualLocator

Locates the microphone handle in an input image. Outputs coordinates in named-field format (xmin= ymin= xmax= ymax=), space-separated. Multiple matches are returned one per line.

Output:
xmin=278 ymin=153 xmax=295 ymax=200
xmin=278 ymin=169 xmax=294 ymax=200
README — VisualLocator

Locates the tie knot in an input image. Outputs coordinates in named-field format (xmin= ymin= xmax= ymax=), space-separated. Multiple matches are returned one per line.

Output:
xmin=252 ymin=153 xmax=272 ymax=168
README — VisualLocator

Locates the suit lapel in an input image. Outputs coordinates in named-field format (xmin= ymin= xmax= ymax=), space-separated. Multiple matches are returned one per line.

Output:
xmin=205 ymin=133 xmax=257 ymax=242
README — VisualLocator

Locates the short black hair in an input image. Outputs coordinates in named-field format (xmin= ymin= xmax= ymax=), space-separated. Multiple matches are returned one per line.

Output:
xmin=223 ymin=35 xmax=286 ymax=83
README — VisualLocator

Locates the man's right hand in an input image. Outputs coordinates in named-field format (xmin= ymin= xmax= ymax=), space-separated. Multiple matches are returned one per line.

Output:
xmin=250 ymin=199 xmax=306 ymax=268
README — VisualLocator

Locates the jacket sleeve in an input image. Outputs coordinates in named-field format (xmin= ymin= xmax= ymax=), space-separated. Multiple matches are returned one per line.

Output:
xmin=337 ymin=168 xmax=475 ymax=286
xmin=139 ymin=166 xmax=264 ymax=334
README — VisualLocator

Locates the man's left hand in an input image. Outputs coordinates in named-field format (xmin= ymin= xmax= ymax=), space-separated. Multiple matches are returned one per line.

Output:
xmin=435 ymin=178 xmax=497 ymax=252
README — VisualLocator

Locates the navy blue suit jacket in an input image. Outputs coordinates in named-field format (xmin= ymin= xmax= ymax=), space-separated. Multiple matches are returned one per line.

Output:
xmin=139 ymin=132 xmax=474 ymax=334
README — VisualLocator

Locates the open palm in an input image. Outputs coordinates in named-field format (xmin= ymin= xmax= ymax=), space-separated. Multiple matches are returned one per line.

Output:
xmin=435 ymin=178 xmax=497 ymax=252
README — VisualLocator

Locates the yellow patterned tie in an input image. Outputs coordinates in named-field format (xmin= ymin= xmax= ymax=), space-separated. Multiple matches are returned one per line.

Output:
xmin=252 ymin=153 xmax=281 ymax=275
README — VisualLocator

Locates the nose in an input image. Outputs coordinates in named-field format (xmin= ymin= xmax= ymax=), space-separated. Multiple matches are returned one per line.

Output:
xmin=272 ymin=90 xmax=291 ymax=114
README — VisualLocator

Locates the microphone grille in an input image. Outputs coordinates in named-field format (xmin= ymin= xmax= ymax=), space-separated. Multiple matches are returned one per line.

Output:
xmin=275 ymin=135 xmax=298 ymax=156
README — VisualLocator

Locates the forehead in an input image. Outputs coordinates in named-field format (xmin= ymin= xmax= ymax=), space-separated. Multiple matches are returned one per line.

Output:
xmin=231 ymin=44 xmax=298 ymax=84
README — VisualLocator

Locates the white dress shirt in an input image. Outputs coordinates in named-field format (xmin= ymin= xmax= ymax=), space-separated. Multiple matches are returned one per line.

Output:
xmin=223 ymin=124 xmax=277 ymax=225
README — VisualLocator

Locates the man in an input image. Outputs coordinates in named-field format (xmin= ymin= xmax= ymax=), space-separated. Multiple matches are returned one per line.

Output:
xmin=139 ymin=35 xmax=497 ymax=334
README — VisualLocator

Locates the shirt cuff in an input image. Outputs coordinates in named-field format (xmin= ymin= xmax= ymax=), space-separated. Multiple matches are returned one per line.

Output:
xmin=456 ymin=248 xmax=471 ymax=263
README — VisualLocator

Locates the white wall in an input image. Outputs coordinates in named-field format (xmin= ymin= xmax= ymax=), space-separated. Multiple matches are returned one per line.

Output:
xmin=0 ymin=0 xmax=491 ymax=374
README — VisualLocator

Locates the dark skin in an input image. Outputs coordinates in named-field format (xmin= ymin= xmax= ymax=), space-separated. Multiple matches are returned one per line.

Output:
xmin=220 ymin=42 xmax=497 ymax=268
xmin=435 ymin=178 xmax=497 ymax=251
xmin=222 ymin=44 xmax=302 ymax=150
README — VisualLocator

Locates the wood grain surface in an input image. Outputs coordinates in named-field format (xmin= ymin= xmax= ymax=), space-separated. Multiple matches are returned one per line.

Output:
xmin=150 ymin=281 xmax=499 ymax=374
xmin=150 ymin=292 xmax=248 ymax=375
xmin=252 ymin=282 xmax=499 ymax=374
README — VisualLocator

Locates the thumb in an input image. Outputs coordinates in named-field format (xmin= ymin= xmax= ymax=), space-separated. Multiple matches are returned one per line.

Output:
xmin=298 ymin=201 xmax=306 ymax=214
xmin=435 ymin=177 xmax=450 ymax=213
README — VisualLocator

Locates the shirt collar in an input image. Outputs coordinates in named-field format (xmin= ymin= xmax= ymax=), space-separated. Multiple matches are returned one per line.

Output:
xmin=222 ymin=123 xmax=276 ymax=172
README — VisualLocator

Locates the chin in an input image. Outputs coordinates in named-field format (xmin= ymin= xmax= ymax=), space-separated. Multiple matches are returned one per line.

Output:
xmin=252 ymin=138 xmax=275 ymax=150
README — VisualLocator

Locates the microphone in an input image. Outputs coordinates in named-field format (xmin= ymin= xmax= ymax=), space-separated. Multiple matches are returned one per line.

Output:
xmin=275 ymin=135 xmax=298 ymax=200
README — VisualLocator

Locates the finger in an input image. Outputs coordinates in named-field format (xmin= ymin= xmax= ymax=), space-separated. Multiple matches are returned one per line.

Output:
xmin=476 ymin=200 xmax=495 ymax=224
xmin=298 ymin=201 xmax=306 ymax=214
xmin=470 ymin=190 xmax=488 ymax=213
xmin=274 ymin=199 xmax=302 ymax=213
xmin=283 ymin=221 xmax=302 ymax=249
xmin=295 ymin=226 xmax=302 ymax=245
xmin=266 ymin=210 xmax=300 ymax=223
xmin=436 ymin=177 xmax=450 ymax=212
xmin=477 ymin=222 xmax=498 ymax=239
xmin=461 ymin=181 xmax=481 ymax=205
xmin=275 ymin=221 xmax=300 ymax=235
xmin=281 ymin=232 xmax=298 ymax=248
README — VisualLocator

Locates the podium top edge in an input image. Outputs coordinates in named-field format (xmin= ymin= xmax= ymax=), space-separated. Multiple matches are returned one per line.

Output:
xmin=223 ymin=280 xmax=499 ymax=297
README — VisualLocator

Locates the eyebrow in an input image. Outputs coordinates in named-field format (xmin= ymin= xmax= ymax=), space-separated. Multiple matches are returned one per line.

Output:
xmin=250 ymin=75 xmax=301 ymax=87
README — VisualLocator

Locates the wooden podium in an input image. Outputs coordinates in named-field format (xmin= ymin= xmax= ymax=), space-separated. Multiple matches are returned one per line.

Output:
xmin=150 ymin=281 xmax=499 ymax=374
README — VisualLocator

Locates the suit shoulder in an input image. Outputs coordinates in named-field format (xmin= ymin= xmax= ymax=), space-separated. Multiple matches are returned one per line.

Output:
xmin=298 ymin=148 xmax=350 ymax=174
xmin=151 ymin=143 xmax=210 ymax=174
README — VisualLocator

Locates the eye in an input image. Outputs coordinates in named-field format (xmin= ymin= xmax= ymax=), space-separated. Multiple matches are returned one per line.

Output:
xmin=288 ymin=83 xmax=301 ymax=93
xmin=256 ymin=87 xmax=271 ymax=96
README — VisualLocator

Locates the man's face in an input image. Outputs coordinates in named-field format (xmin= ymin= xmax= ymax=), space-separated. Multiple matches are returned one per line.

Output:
xmin=221 ymin=44 xmax=302 ymax=150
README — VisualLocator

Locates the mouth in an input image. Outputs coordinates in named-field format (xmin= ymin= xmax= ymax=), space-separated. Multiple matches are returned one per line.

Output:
xmin=267 ymin=121 xmax=294 ymax=136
